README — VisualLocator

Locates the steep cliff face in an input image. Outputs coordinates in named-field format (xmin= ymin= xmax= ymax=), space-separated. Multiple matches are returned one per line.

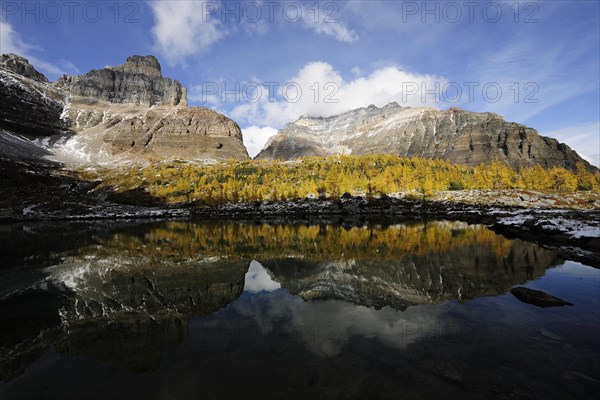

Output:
xmin=0 ymin=54 xmax=249 ymax=163
xmin=257 ymin=103 xmax=592 ymax=171
xmin=54 ymin=55 xmax=187 ymax=107
xmin=0 ymin=56 xmax=68 ymax=137
xmin=56 ymin=103 xmax=248 ymax=163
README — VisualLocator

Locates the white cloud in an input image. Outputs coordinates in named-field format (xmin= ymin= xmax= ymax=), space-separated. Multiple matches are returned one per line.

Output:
xmin=149 ymin=1 xmax=226 ymax=66
xmin=242 ymin=126 xmax=278 ymax=158
xmin=0 ymin=20 xmax=35 ymax=54
xmin=543 ymin=122 xmax=600 ymax=168
xmin=300 ymin=4 xmax=358 ymax=43
xmin=0 ymin=21 xmax=79 ymax=78
xmin=230 ymin=61 xmax=447 ymax=128
xmin=148 ymin=1 xmax=357 ymax=66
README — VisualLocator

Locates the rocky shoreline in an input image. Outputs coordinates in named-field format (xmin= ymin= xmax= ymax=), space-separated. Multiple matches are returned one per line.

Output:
xmin=190 ymin=194 xmax=600 ymax=266
xmin=1 ymin=164 xmax=598 ymax=267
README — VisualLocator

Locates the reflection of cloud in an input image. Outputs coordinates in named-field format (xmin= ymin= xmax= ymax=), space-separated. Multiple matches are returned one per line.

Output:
xmin=232 ymin=276 xmax=443 ymax=357
xmin=243 ymin=261 xmax=281 ymax=293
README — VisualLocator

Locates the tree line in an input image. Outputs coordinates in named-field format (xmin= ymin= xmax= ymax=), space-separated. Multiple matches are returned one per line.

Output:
xmin=91 ymin=155 xmax=600 ymax=205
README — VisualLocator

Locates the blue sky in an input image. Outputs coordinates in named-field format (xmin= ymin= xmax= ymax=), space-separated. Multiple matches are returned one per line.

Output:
xmin=1 ymin=0 xmax=599 ymax=162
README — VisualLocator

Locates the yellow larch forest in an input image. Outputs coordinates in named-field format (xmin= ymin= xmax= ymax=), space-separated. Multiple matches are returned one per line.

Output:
xmin=87 ymin=155 xmax=600 ymax=205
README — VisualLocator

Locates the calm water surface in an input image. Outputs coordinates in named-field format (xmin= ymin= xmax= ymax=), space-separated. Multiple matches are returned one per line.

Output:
xmin=0 ymin=219 xmax=598 ymax=399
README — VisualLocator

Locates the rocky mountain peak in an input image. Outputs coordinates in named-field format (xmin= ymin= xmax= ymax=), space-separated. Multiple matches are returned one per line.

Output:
xmin=0 ymin=53 xmax=48 ymax=83
xmin=107 ymin=55 xmax=162 ymax=79
xmin=54 ymin=55 xmax=187 ymax=107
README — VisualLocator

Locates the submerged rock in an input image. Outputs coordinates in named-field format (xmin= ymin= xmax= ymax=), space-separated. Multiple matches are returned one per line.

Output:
xmin=510 ymin=286 xmax=574 ymax=308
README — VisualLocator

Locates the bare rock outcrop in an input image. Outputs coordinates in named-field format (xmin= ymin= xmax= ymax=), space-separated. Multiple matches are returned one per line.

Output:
xmin=0 ymin=54 xmax=48 ymax=82
xmin=57 ymin=103 xmax=249 ymax=162
xmin=257 ymin=103 xmax=594 ymax=171
xmin=54 ymin=55 xmax=187 ymax=107
xmin=0 ymin=54 xmax=249 ymax=163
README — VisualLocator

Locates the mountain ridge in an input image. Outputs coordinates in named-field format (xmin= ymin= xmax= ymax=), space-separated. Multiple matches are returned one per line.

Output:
xmin=257 ymin=103 xmax=594 ymax=171
xmin=0 ymin=53 xmax=249 ymax=164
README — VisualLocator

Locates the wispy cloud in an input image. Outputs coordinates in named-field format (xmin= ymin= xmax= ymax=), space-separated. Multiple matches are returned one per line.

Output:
xmin=300 ymin=2 xmax=358 ymax=43
xmin=148 ymin=1 xmax=358 ymax=66
xmin=0 ymin=21 xmax=79 ymax=78
xmin=461 ymin=15 xmax=599 ymax=124
xmin=543 ymin=122 xmax=600 ymax=168
xmin=148 ymin=0 xmax=227 ymax=66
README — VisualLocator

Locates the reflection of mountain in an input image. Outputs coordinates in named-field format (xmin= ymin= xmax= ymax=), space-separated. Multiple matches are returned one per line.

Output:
xmin=263 ymin=238 xmax=558 ymax=310
xmin=100 ymin=220 xmax=558 ymax=310
xmin=1 ymin=252 xmax=249 ymax=380
xmin=1 ymin=220 xmax=560 ymax=380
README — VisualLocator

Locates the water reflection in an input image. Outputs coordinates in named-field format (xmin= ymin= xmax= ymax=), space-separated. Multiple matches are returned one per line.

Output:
xmin=244 ymin=261 xmax=281 ymax=293
xmin=2 ymin=219 xmax=594 ymax=400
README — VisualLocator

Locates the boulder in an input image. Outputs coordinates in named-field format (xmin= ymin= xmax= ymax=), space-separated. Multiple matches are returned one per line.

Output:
xmin=511 ymin=286 xmax=573 ymax=308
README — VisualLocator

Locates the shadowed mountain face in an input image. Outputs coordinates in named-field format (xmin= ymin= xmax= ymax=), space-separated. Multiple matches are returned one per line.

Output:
xmin=0 ymin=220 xmax=560 ymax=380
xmin=257 ymin=103 xmax=594 ymax=171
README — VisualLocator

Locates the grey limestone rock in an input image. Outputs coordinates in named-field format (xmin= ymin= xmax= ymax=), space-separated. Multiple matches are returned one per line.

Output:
xmin=54 ymin=55 xmax=187 ymax=107
xmin=257 ymin=103 xmax=594 ymax=171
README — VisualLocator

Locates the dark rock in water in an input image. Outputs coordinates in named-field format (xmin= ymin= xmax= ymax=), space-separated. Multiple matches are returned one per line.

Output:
xmin=0 ymin=54 xmax=48 ymax=82
xmin=257 ymin=103 xmax=595 ymax=172
xmin=510 ymin=286 xmax=574 ymax=308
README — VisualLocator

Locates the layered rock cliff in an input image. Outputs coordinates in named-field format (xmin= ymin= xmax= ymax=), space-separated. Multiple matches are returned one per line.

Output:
xmin=257 ymin=103 xmax=593 ymax=171
xmin=54 ymin=55 xmax=187 ymax=107
xmin=0 ymin=53 xmax=248 ymax=163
